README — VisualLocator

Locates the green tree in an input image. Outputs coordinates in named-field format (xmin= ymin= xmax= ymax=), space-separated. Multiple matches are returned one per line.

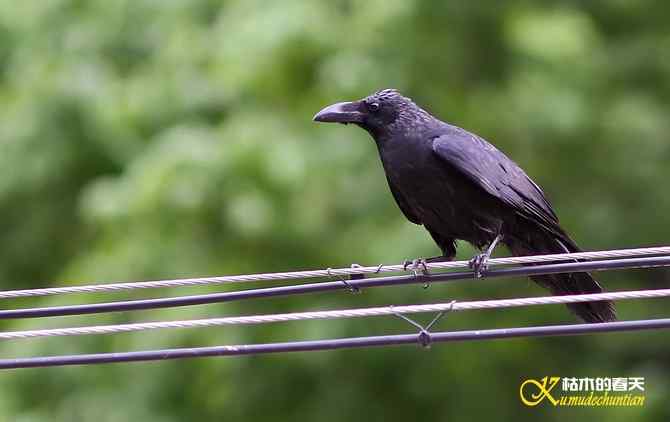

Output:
xmin=1 ymin=1 xmax=669 ymax=420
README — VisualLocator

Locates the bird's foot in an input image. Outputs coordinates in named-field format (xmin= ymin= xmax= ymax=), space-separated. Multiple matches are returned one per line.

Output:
xmin=403 ymin=258 xmax=431 ymax=288
xmin=403 ymin=258 xmax=430 ymax=275
xmin=468 ymin=253 xmax=490 ymax=278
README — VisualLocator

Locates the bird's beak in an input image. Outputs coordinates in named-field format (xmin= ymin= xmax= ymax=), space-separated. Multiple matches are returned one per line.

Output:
xmin=313 ymin=101 xmax=364 ymax=124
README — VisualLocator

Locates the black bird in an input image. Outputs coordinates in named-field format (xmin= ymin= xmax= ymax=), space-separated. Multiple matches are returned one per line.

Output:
xmin=314 ymin=89 xmax=615 ymax=323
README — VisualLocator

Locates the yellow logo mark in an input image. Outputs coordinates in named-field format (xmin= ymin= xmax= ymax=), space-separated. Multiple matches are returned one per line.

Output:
xmin=520 ymin=376 xmax=560 ymax=406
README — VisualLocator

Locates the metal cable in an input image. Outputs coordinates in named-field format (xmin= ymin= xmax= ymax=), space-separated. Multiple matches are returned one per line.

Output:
xmin=2 ymin=317 xmax=669 ymax=369
xmin=1 ymin=288 xmax=669 ymax=340
xmin=3 ymin=254 xmax=670 ymax=319
xmin=1 ymin=246 xmax=669 ymax=299
xmin=0 ymin=246 xmax=670 ymax=299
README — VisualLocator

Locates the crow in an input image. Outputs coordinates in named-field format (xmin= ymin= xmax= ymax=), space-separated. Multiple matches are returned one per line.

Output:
xmin=314 ymin=89 xmax=615 ymax=323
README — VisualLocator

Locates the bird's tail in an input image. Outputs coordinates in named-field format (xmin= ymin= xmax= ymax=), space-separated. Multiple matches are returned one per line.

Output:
xmin=507 ymin=230 xmax=616 ymax=323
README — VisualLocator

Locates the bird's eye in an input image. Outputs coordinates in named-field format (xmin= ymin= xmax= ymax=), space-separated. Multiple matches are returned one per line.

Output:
xmin=367 ymin=102 xmax=380 ymax=112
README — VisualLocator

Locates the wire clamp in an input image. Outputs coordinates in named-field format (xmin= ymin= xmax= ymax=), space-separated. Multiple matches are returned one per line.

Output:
xmin=327 ymin=268 xmax=361 ymax=294
xmin=349 ymin=263 xmax=365 ymax=281
xmin=390 ymin=301 xmax=456 ymax=348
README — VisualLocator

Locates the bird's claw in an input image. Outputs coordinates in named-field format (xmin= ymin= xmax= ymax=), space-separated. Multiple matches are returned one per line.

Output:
xmin=468 ymin=253 xmax=489 ymax=278
xmin=403 ymin=258 xmax=430 ymax=275
xmin=403 ymin=258 xmax=431 ymax=288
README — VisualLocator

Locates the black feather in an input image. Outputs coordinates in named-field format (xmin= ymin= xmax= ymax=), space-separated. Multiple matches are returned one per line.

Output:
xmin=316 ymin=89 xmax=616 ymax=322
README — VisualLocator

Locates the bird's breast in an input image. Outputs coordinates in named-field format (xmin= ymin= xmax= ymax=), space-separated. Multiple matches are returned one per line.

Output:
xmin=380 ymin=141 xmax=457 ymax=209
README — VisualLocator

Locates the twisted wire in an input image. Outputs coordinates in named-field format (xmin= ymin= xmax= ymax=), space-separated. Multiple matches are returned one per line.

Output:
xmin=3 ymin=317 xmax=669 ymax=369
xmin=3 ymin=254 xmax=670 ymax=319
xmin=1 ymin=246 xmax=669 ymax=299
xmin=2 ymin=288 xmax=669 ymax=340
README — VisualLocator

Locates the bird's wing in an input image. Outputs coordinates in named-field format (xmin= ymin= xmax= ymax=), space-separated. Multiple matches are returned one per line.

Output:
xmin=431 ymin=131 xmax=560 ymax=232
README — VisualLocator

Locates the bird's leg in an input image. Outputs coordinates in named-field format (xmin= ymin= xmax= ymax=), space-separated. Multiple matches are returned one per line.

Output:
xmin=469 ymin=233 xmax=503 ymax=278
xmin=425 ymin=255 xmax=456 ymax=263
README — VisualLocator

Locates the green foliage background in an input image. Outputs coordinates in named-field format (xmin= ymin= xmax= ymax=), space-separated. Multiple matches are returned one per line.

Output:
xmin=1 ymin=1 xmax=669 ymax=420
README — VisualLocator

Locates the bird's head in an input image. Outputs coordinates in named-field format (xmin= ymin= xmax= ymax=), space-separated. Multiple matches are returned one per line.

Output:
xmin=313 ymin=89 xmax=431 ymax=138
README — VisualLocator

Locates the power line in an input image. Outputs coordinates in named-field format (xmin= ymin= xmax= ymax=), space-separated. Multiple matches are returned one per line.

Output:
xmin=3 ymin=254 xmax=670 ymax=320
xmin=2 ymin=317 xmax=669 ymax=370
xmin=1 ymin=248 xmax=669 ymax=369
xmin=1 ymin=246 xmax=669 ymax=299
xmin=2 ymin=288 xmax=669 ymax=340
